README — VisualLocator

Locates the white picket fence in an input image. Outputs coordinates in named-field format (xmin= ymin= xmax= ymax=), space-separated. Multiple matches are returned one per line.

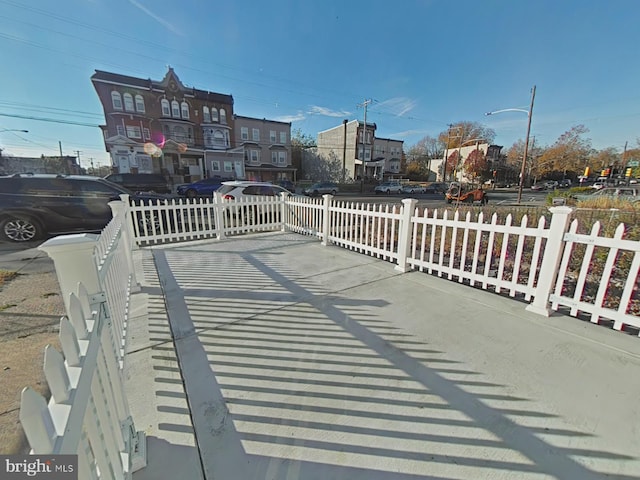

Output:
xmin=18 ymin=191 xmax=639 ymax=478
xmin=122 ymin=193 xmax=639 ymax=334
xmin=20 ymin=199 xmax=146 ymax=479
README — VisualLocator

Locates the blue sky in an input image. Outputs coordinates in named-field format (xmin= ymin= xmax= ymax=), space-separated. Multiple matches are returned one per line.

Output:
xmin=0 ymin=0 xmax=638 ymax=169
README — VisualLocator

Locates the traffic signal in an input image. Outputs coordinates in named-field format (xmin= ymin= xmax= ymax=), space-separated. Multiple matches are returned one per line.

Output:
xmin=626 ymin=168 xmax=632 ymax=177
xmin=584 ymin=166 xmax=590 ymax=177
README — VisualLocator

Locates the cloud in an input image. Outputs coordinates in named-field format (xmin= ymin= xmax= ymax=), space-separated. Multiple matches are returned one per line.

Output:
xmin=273 ymin=112 xmax=306 ymax=123
xmin=376 ymin=97 xmax=417 ymax=117
xmin=308 ymin=105 xmax=352 ymax=117
xmin=128 ymin=0 xmax=184 ymax=36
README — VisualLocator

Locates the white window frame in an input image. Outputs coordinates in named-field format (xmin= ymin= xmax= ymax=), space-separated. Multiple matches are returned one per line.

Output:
xmin=211 ymin=108 xmax=218 ymax=122
xmin=211 ymin=160 xmax=220 ymax=171
xmin=202 ymin=106 xmax=210 ymax=123
xmin=278 ymin=151 xmax=286 ymax=165
xmin=143 ymin=128 xmax=151 ymax=140
xmin=280 ymin=131 xmax=286 ymax=144
xmin=135 ymin=95 xmax=145 ymax=113
xmin=126 ymin=125 xmax=142 ymax=139
xmin=220 ymin=109 xmax=226 ymax=124
xmin=271 ymin=151 xmax=278 ymax=164
xmin=270 ymin=130 xmax=276 ymax=142
xmin=181 ymin=101 xmax=189 ymax=119
xmin=111 ymin=91 xmax=122 ymax=110
xmin=161 ymin=99 xmax=171 ymax=116
xmin=116 ymin=125 xmax=125 ymax=136
xmin=252 ymin=128 xmax=260 ymax=141
xmin=171 ymin=100 xmax=180 ymax=117
xmin=250 ymin=149 xmax=260 ymax=163
xmin=241 ymin=127 xmax=248 ymax=140
xmin=223 ymin=161 xmax=233 ymax=172
xmin=123 ymin=93 xmax=134 ymax=112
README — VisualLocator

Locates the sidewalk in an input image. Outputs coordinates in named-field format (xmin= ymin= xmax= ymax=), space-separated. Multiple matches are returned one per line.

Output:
xmin=125 ymin=231 xmax=640 ymax=480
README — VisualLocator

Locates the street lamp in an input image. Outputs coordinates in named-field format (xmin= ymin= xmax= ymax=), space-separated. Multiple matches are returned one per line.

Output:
xmin=486 ymin=85 xmax=536 ymax=203
xmin=0 ymin=129 xmax=29 ymax=133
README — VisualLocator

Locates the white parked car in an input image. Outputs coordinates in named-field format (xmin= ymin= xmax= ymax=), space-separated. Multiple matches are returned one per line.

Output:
xmin=400 ymin=184 xmax=425 ymax=194
xmin=374 ymin=181 xmax=403 ymax=194
xmin=217 ymin=181 xmax=291 ymax=200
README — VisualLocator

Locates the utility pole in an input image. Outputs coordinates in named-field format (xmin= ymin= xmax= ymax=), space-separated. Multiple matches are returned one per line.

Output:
xmin=357 ymin=99 xmax=372 ymax=180
xmin=342 ymin=119 xmax=348 ymax=183
xmin=622 ymin=141 xmax=629 ymax=185
xmin=74 ymin=150 xmax=81 ymax=167
xmin=517 ymin=85 xmax=536 ymax=204
xmin=59 ymin=141 xmax=63 ymax=157
xmin=443 ymin=124 xmax=453 ymax=181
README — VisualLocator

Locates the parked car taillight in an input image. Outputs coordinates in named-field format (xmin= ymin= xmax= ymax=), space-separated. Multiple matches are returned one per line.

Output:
xmin=223 ymin=194 xmax=235 ymax=200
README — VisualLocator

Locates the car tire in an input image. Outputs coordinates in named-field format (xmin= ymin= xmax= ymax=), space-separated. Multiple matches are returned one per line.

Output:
xmin=0 ymin=215 xmax=43 ymax=242
xmin=313 ymin=190 xmax=319 ymax=196
xmin=330 ymin=190 xmax=337 ymax=196
xmin=386 ymin=189 xmax=391 ymax=194
xmin=465 ymin=196 xmax=474 ymax=204
xmin=186 ymin=189 xmax=197 ymax=199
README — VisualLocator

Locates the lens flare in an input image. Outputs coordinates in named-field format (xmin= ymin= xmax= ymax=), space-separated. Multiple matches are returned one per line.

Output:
xmin=144 ymin=142 xmax=162 ymax=157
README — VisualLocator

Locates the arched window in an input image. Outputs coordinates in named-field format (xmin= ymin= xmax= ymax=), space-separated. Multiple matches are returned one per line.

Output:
xmin=181 ymin=101 xmax=189 ymax=119
xmin=202 ymin=106 xmax=210 ymax=123
xmin=220 ymin=108 xmax=227 ymax=124
xmin=171 ymin=100 xmax=180 ymax=117
xmin=214 ymin=130 xmax=225 ymax=146
xmin=111 ymin=91 xmax=122 ymax=110
xmin=173 ymin=126 xmax=186 ymax=142
xmin=211 ymin=108 xmax=218 ymax=122
xmin=123 ymin=93 xmax=134 ymax=112
xmin=135 ymin=95 xmax=145 ymax=113
xmin=161 ymin=99 xmax=170 ymax=116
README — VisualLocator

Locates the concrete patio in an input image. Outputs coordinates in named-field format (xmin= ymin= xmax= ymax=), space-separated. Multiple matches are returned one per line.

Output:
xmin=124 ymin=231 xmax=640 ymax=480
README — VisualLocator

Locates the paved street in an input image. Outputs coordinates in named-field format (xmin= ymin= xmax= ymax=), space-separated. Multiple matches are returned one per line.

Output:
xmin=335 ymin=189 xmax=550 ymax=208
xmin=127 ymin=231 xmax=640 ymax=480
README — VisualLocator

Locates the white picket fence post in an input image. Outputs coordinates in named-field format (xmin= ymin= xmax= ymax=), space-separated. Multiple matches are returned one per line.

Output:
xmin=109 ymin=198 xmax=140 ymax=293
xmin=321 ymin=194 xmax=333 ymax=246
xmin=526 ymin=206 xmax=574 ymax=316
xmin=395 ymin=198 xmax=418 ymax=273
xmin=213 ymin=191 xmax=226 ymax=240
xmin=39 ymin=234 xmax=102 ymax=312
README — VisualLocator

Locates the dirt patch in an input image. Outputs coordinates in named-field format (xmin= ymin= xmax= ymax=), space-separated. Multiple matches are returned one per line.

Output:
xmin=0 ymin=271 xmax=64 ymax=454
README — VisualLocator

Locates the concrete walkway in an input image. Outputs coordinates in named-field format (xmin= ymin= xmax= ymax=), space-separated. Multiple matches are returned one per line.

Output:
xmin=126 ymin=231 xmax=640 ymax=480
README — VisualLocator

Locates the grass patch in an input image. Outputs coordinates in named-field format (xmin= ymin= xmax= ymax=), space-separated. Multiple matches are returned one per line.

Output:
xmin=0 ymin=270 xmax=18 ymax=288
xmin=0 ymin=303 xmax=17 ymax=311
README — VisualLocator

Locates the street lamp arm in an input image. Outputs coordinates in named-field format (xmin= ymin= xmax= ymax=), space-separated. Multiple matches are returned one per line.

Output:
xmin=0 ymin=129 xmax=29 ymax=133
xmin=485 ymin=108 xmax=529 ymax=117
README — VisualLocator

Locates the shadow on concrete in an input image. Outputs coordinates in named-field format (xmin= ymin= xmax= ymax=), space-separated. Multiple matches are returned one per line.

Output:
xmin=145 ymin=233 xmax=637 ymax=480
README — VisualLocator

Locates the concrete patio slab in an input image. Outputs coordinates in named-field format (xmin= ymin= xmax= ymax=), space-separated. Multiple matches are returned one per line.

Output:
xmin=126 ymin=232 xmax=640 ymax=480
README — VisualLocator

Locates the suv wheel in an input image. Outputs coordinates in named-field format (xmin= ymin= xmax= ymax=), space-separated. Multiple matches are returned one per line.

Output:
xmin=1 ymin=216 xmax=42 ymax=242
xmin=186 ymin=189 xmax=197 ymax=199
xmin=330 ymin=190 xmax=337 ymax=196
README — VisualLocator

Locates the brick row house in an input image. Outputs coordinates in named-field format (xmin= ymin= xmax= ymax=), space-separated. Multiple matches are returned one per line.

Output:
xmin=91 ymin=68 xmax=293 ymax=188
xmin=316 ymin=120 xmax=403 ymax=181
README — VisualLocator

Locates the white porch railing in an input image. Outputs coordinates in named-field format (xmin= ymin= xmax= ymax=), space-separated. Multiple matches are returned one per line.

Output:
xmin=122 ymin=193 xmax=639 ymax=335
xmin=20 ymin=199 xmax=146 ymax=479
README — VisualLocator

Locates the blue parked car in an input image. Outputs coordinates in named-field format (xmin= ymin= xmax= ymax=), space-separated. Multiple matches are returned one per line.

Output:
xmin=176 ymin=177 xmax=233 ymax=198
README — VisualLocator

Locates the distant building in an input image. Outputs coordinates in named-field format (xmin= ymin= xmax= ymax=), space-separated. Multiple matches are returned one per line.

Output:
xmin=316 ymin=120 xmax=403 ymax=181
xmin=91 ymin=67 xmax=295 ymax=188
xmin=233 ymin=115 xmax=293 ymax=182
xmin=437 ymin=143 xmax=503 ymax=183
xmin=0 ymin=154 xmax=80 ymax=175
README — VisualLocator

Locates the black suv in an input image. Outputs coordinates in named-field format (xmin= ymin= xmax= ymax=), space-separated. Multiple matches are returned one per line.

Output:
xmin=0 ymin=174 xmax=171 ymax=242
xmin=104 ymin=173 xmax=171 ymax=193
